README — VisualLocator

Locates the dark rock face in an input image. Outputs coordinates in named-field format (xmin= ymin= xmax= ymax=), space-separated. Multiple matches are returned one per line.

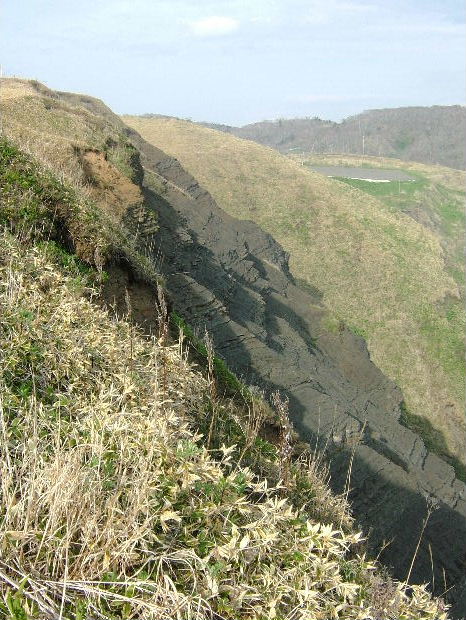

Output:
xmin=124 ymin=133 xmax=466 ymax=616
xmin=55 ymin=93 xmax=466 ymax=616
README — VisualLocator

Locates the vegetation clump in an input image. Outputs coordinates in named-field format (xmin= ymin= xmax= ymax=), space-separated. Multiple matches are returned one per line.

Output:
xmin=171 ymin=311 xmax=249 ymax=399
xmin=0 ymin=137 xmax=159 ymax=286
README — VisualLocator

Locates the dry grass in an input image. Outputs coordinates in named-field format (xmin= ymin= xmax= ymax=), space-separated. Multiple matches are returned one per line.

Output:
xmin=0 ymin=224 xmax=448 ymax=620
xmin=0 ymin=78 xmax=49 ymax=101
xmin=0 ymin=78 xmax=135 ymax=192
xmin=124 ymin=116 xmax=465 ymax=462
xmin=0 ymin=120 xmax=450 ymax=617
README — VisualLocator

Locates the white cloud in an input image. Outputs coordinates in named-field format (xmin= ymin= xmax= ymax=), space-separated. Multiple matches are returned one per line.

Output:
xmin=188 ymin=16 xmax=240 ymax=37
xmin=292 ymin=94 xmax=375 ymax=103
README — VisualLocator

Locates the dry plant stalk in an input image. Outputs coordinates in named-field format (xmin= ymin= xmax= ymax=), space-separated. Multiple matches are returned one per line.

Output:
xmin=271 ymin=391 xmax=293 ymax=490
xmin=406 ymin=500 xmax=436 ymax=584
xmin=156 ymin=283 xmax=169 ymax=343
xmin=237 ymin=396 xmax=268 ymax=467
xmin=204 ymin=330 xmax=218 ymax=449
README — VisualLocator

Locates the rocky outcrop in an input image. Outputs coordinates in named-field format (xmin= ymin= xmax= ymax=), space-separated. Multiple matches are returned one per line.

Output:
xmin=57 ymin=92 xmax=466 ymax=616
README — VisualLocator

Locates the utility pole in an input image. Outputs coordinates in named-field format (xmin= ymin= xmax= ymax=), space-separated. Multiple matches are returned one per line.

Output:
xmin=358 ymin=118 xmax=365 ymax=156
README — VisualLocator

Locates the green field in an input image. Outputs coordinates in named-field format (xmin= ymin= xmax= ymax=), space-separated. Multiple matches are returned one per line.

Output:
xmin=332 ymin=175 xmax=426 ymax=197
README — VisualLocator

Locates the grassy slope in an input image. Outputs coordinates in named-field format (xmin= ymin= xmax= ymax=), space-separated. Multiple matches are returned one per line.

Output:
xmin=0 ymin=116 xmax=448 ymax=618
xmin=299 ymin=155 xmax=466 ymax=470
xmin=0 ymin=80 xmax=140 ymax=190
xmin=297 ymin=154 xmax=465 ymax=286
xmin=123 ymin=116 xmax=466 ymax=463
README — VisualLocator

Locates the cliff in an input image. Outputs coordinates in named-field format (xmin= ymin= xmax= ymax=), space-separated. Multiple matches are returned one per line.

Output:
xmin=2 ymin=78 xmax=465 ymax=616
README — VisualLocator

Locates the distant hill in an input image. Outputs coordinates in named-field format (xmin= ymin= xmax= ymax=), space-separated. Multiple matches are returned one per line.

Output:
xmin=199 ymin=106 xmax=466 ymax=170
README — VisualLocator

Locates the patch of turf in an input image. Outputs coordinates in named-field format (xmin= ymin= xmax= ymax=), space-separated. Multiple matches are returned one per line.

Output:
xmin=333 ymin=175 xmax=427 ymax=198
xmin=400 ymin=402 xmax=466 ymax=482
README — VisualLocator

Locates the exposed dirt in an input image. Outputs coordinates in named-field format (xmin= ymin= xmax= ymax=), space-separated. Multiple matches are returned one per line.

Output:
xmin=81 ymin=150 xmax=143 ymax=221
xmin=99 ymin=264 xmax=162 ymax=334
xmin=77 ymin=151 xmax=164 ymax=333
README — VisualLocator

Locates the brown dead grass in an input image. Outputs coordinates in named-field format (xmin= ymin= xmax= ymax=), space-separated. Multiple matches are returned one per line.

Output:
xmin=0 ymin=77 xmax=49 ymax=100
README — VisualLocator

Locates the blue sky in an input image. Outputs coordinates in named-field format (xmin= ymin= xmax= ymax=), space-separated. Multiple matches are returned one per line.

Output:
xmin=1 ymin=0 xmax=465 ymax=124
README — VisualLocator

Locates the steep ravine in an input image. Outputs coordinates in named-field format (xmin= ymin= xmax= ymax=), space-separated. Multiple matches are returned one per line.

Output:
xmin=26 ymin=90 xmax=466 ymax=616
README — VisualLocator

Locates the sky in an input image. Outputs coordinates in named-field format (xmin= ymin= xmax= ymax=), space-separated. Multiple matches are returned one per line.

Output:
xmin=1 ymin=0 xmax=465 ymax=125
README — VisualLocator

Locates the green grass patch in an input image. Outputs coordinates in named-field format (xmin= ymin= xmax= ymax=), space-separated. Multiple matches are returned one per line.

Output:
xmin=171 ymin=311 xmax=250 ymax=399
xmin=0 ymin=138 xmax=76 ymax=232
xmin=37 ymin=240 xmax=93 ymax=277
xmin=103 ymin=135 xmax=143 ymax=184
xmin=347 ymin=323 xmax=367 ymax=339
xmin=334 ymin=176 xmax=426 ymax=199
xmin=419 ymin=302 xmax=465 ymax=399
xmin=399 ymin=402 xmax=466 ymax=482
xmin=434 ymin=185 xmax=465 ymax=233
